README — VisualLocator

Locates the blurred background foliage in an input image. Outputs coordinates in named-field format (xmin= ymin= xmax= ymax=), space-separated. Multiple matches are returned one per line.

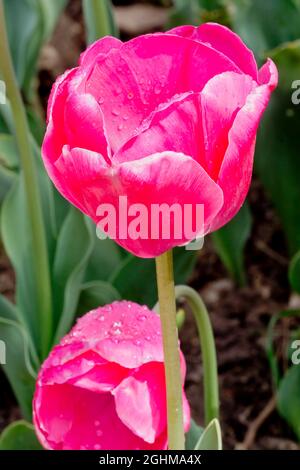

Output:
xmin=0 ymin=0 xmax=300 ymax=448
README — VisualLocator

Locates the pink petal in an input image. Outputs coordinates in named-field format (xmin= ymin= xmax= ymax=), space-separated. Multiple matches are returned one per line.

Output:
xmin=200 ymin=71 xmax=257 ymax=180
xmin=108 ymin=152 xmax=223 ymax=257
xmin=34 ymin=384 xmax=161 ymax=450
xmin=85 ymin=33 xmax=241 ymax=153
xmin=67 ymin=302 xmax=164 ymax=368
xmin=112 ymin=363 xmax=166 ymax=444
xmin=114 ymin=92 xmax=206 ymax=165
xmin=169 ymin=23 xmax=258 ymax=80
xmin=52 ymin=146 xmax=111 ymax=217
xmin=79 ymin=36 xmax=122 ymax=67
xmin=64 ymin=92 xmax=110 ymax=162
xmin=210 ymin=59 xmax=278 ymax=231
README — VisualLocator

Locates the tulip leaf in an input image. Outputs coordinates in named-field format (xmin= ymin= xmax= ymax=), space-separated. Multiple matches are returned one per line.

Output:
xmin=3 ymin=0 xmax=67 ymax=97
xmin=52 ymin=208 xmax=94 ymax=343
xmin=76 ymin=281 xmax=121 ymax=317
xmin=0 ymin=317 xmax=37 ymax=420
xmin=185 ymin=419 xmax=204 ymax=450
xmin=289 ymin=250 xmax=300 ymax=294
xmin=83 ymin=0 xmax=118 ymax=44
xmin=255 ymin=41 xmax=300 ymax=254
xmin=211 ymin=203 xmax=251 ymax=286
xmin=277 ymin=365 xmax=300 ymax=440
xmin=228 ymin=0 xmax=300 ymax=59
xmin=0 ymin=293 xmax=18 ymax=322
xmin=194 ymin=418 xmax=222 ymax=450
xmin=84 ymin=231 xmax=125 ymax=283
xmin=0 ymin=420 xmax=42 ymax=450
xmin=110 ymin=247 xmax=197 ymax=307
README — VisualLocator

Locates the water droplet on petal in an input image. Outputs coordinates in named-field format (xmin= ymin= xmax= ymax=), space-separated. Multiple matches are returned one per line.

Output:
xmin=96 ymin=430 xmax=103 ymax=437
xmin=111 ymin=108 xmax=120 ymax=116
xmin=94 ymin=444 xmax=101 ymax=450
xmin=127 ymin=92 xmax=134 ymax=100
xmin=99 ymin=97 xmax=104 ymax=104
xmin=138 ymin=314 xmax=147 ymax=321
xmin=117 ymin=123 xmax=123 ymax=131
xmin=154 ymin=85 xmax=161 ymax=95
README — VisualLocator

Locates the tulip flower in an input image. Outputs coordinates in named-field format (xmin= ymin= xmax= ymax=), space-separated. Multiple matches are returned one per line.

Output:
xmin=33 ymin=301 xmax=190 ymax=450
xmin=42 ymin=22 xmax=277 ymax=258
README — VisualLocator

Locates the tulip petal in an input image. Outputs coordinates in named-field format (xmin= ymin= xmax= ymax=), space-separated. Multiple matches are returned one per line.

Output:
xmin=34 ymin=384 xmax=160 ymax=450
xmin=169 ymin=23 xmax=258 ymax=80
xmin=113 ymin=364 xmax=166 ymax=443
xmin=109 ymin=152 xmax=224 ymax=256
xmin=64 ymin=92 xmax=110 ymax=161
xmin=79 ymin=36 xmax=122 ymax=67
xmin=211 ymin=59 xmax=278 ymax=231
xmin=114 ymin=92 xmax=205 ymax=165
xmin=85 ymin=33 xmax=240 ymax=153
xmin=200 ymin=71 xmax=257 ymax=180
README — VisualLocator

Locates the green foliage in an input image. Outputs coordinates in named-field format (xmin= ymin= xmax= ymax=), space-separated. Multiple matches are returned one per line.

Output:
xmin=185 ymin=419 xmax=203 ymax=450
xmin=3 ymin=0 xmax=67 ymax=98
xmin=289 ymin=250 xmax=300 ymax=294
xmin=110 ymin=247 xmax=197 ymax=307
xmin=277 ymin=365 xmax=300 ymax=440
xmin=255 ymin=42 xmax=300 ymax=255
xmin=212 ymin=203 xmax=251 ymax=285
xmin=0 ymin=421 xmax=42 ymax=450
xmin=194 ymin=418 xmax=222 ymax=450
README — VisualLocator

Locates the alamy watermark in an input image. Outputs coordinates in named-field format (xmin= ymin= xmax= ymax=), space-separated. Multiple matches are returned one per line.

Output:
xmin=96 ymin=196 xmax=205 ymax=250
xmin=291 ymin=339 xmax=300 ymax=365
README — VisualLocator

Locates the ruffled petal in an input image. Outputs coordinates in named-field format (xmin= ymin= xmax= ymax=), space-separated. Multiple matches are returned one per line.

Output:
xmin=85 ymin=33 xmax=241 ymax=153
xmin=113 ymin=363 xmax=166 ymax=444
xmin=210 ymin=59 xmax=278 ymax=231
xmin=168 ymin=23 xmax=258 ymax=80
xmin=79 ymin=36 xmax=122 ymax=67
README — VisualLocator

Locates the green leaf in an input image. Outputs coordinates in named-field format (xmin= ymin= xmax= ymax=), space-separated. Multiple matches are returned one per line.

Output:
xmin=76 ymin=281 xmax=121 ymax=317
xmin=289 ymin=250 xmax=300 ymax=294
xmin=53 ymin=209 xmax=94 ymax=342
xmin=212 ymin=203 xmax=251 ymax=286
xmin=185 ymin=419 xmax=203 ymax=450
xmin=277 ymin=365 xmax=300 ymax=440
xmin=83 ymin=0 xmax=118 ymax=44
xmin=194 ymin=418 xmax=222 ymax=450
xmin=255 ymin=41 xmax=300 ymax=254
xmin=3 ymin=0 xmax=67 ymax=97
xmin=0 ymin=293 xmax=18 ymax=322
xmin=228 ymin=0 xmax=300 ymax=58
xmin=1 ymin=173 xmax=54 ymax=355
xmin=0 ymin=420 xmax=42 ymax=450
xmin=84 ymin=231 xmax=124 ymax=283
xmin=0 ymin=317 xmax=37 ymax=420
xmin=0 ymin=133 xmax=18 ymax=169
xmin=110 ymin=247 xmax=197 ymax=306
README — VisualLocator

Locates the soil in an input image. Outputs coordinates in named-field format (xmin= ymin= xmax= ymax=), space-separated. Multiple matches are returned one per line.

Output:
xmin=1 ymin=0 xmax=299 ymax=450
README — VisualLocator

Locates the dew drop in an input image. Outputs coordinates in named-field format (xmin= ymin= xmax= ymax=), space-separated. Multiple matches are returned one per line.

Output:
xmin=138 ymin=314 xmax=147 ymax=321
xmin=96 ymin=430 xmax=103 ymax=437
xmin=154 ymin=85 xmax=161 ymax=95
xmin=94 ymin=420 xmax=100 ymax=427
xmin=127 ymin=91 xmax=134 ymax=100
xmin=99 ymin=315 xmax=105 ymax=321
xmin=111 ymin=109 xmax=120 ymax=116
xmin=134 ymin=339 xmax=141 ymax=346
xmin=99 ymin=97 xmax=104 ymax=104
xmin=117 ymin=123 xmax=123 ymax=131
xmin=123 ymin=115 xmax=129 ymax=121
xmin=94 ymin=444 xmax=101 ymax=450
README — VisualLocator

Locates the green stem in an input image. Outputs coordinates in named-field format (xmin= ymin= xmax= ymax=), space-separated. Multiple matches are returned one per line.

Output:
xmin=0 ymin=0 xmax=52 ymax=358
xmin=83 ymin=0 xmax=117 ymax=44
xmin=175 ymin=285 xmax=219 ymax=425
xmin=155 ymin=250 xmax=185 ymax=450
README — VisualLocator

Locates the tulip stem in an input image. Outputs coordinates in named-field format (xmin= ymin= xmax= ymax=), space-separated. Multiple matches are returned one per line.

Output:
xmin=155 ymin=250 xmax=185 ymax=450
xmin=175 ymin=285 xmax=219 ymax=425
xmin=0 ymin=1 xmax=52 ymax=358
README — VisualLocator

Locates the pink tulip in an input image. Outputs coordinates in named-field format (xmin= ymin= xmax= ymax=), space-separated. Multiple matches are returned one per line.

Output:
xmin=42 ymin=23 xmax=277 ymax=257
xmin=33 ymin=301 xmax=190 ymax=450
